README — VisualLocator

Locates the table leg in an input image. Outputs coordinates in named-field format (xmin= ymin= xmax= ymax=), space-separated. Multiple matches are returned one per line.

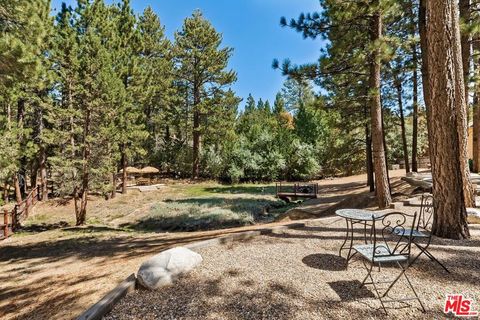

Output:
xmin=363 ymin=222 xmax=368 ymax=244
xmin=346 ymin=219 xmax=355 ymax=262
xmin=339 ymin=218 xmax=349 ymax=257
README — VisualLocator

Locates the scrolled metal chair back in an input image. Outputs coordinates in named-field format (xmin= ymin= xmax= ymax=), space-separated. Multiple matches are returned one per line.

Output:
xmin=417 ymin=193 xmax=434 ymax=231
xmin=372 ymin=212 xmax=418 ymax=261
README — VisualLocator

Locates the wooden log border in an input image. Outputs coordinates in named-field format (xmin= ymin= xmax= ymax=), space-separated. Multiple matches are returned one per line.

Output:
xmin=76 ymin=222 xmax=305 ymax=320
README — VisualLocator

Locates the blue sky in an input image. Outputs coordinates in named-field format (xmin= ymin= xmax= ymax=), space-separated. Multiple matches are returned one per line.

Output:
xmin=50 ymin=0 xmax=325 ymax=107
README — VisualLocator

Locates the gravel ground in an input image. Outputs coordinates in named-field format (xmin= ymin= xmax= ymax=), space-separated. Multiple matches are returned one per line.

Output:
xmin=105 ymin=203 xmax=480 ymax=320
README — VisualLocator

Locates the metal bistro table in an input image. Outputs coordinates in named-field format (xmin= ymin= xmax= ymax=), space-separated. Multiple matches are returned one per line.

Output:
xmin=336 ymin=209 xmax=382 ymax=263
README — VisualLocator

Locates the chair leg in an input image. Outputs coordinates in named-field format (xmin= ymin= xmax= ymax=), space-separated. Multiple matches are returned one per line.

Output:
xmin=399 ymin=262 xmax=426 ymax=312
xmin=360 ymin=261 xmax=387 ymax=314
xmin=360 ymin=260 xmax=373 ymax=286
xmin=381 ymin=263 xmax=406 ymax=298
xmin=414 ymin=242 xmax=450 ymax=273
xmin=422 ymin=248 xmax=450 ymax=273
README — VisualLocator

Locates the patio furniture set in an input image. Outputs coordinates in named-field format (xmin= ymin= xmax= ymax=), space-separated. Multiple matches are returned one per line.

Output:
xmin=335 ymin=194 xmax=447 ymax=314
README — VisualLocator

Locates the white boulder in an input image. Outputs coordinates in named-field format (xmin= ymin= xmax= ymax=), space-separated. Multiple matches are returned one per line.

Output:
xmin=137 ymin=247 xmax=202 ymax=290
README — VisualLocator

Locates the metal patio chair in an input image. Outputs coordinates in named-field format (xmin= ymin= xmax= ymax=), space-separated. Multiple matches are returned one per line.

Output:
xmin=406 ymin=193 xmax=449 ymax=273
xmin=352 ymin=211 xmax=425 ymax=313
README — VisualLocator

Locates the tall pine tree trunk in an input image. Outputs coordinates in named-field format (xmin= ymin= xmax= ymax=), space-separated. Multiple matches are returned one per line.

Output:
xmin=17 ymin=98 xmax=27 ymax=196
xmin=111 ymin=171 xmax=117 ymax=199
xmin=192 ymin=86 xmax=201 ymax=179
xmin=473 ymin=40 xmax=480 ymax=172
xmin=460 ymin=0 xmax=471 ymax=117
xmin=365 ymin=122 xmax=374 ymax=192
xmin=30 ymin=161 xmax=38 ymax=192
xmin=425 ymin=0 xmax=470 ymax=239
xmin=39 ymin=146 xmax=48 ymax=200
xmin=13 ymin=174 xmax=22 ymax=204
xmin=410 ymin=3 xmax=419 ymax=172
xmin=394 ymin=77 xmax=410 ymax=173
xmin=121 ymin=146 xmax=128 ymax=194
xmin=419 ymin=0 xmax=430 ymax=131
xmin=369 ymin=2 xmax=391 ymax=208
xmin=3 ymin=182 xmax=8 ymax=204
xmin=458 ymin=0 xmax=475 ymax=207
xmin=77 ymin=110 xmax=91 ymax=226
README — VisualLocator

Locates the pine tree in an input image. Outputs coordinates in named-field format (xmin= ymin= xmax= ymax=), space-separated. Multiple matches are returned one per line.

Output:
xmin=244 ymin=94 xmax=256 ymax=113
xmin=263 ymin=100 xmax=272 ymax=114
xmin=110 ymin=0 xmax=148 ymax=194
xmin=280 ymin=78 xmax=314 ymax=113
xmin=276 ymin=0 xmax=403 ymax=206
xmin=424 ymin=0 xmax=470 ymax=239
xmin=256 ymin=98 xmax=265 ymax=111
xmin=273 ymin=93 xmax=286 ymax=114
xmin=136 ymin=6 xmax=174 ymax=168
xmin=0 ymin=0 xmax=55 ymax=203
xmin=173 ymin=10 xmax=237 ymax=179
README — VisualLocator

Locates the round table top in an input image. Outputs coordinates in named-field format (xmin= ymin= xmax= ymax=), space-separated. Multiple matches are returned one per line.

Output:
xmin=335 ymin=209 xmax=380 ymax=221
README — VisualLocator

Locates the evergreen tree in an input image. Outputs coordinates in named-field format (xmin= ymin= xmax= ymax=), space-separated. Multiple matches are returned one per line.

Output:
xmin=136 ymin=7 xmax=174 ymax=169
xmin=273 ymin=93 xmax=286 ymax=114
xmin=244 ymin=94 xmax=256 ymax=113
xmin=264 ymin=100 xmax=272 ymax=114
xmin=425 ymin=0 xmax=471 ymax=239
xmin=111 ymin=0 xmax=148 ymax=194
xmin=173 ymin=10 xmax=237 ymax=178
xmin=256 ymin=98 xmax=265 ymax=111
xmin=280 ymin=78 xmax=314 ymax=113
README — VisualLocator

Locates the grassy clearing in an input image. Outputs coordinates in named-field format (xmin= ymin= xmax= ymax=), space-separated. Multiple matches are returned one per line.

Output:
xmin=19 ymin=181 xmax=297 ymax=235
xmin=122 ymin=196 xmax=293 ymax=232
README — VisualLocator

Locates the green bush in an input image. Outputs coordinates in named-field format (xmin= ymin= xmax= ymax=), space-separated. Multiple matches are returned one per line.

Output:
xmin=285 ymin=140 xmax=320 ymax=180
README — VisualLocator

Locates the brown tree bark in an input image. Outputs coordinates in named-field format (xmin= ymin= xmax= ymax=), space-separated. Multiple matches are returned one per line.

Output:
xmin=424 ymin=0 xmax=470 ymax=239
xmin=13 ymin=174 xmax=22 ymax=204
xmin=365 ymin=122 xmax=375 ymax=192
xmin=369 ymin=3 xmax=391 ymax=208
xmin=76 ymin=110 xmax=91 ymax=226
xmin=121 ymin=146 xmax=128 ymax=194
xmin=409 ymin=2 xmax=419 ymax=172
xmin=111 ymin=171 xmax=117 ymax=199
xmin=460 ymin=0 xmax=471 ymax=114
xmin=458 ymin=0 xmax=475 ymax=207
xmin=473 ymin=40 xmax=480 ymax=172
xmin=394 ymin=75 xmax=410 ymax=174
xmin=30 ymin=162 xmax=38 ymax=192
xmin=2 ymin=182 xmax=9 ymax=204
xmin=39 ymin=146 xmax=48 ymax=201
xmin=192 ymin=84 xmax=201 ymax=179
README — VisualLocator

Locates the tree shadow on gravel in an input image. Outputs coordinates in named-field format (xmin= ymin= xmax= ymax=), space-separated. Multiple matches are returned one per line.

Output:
xmin=0 ymin=229 xmax=251 ymax=320
xmin=105 ymin=271 xmax=447 ymax=320
xmin=107 ymin=275 xmax=299 ymax=320
xmin=302 ymin=253 xmax=347 ymax=271
xmin=328 ymin=280 xmax=376 ymax=301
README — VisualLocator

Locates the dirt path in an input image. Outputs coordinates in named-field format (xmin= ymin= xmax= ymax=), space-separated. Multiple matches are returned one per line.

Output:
xmin=0 ymin=171 xmax=408 ymax=320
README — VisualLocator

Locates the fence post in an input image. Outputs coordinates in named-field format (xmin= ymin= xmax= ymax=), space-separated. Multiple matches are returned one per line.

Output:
xmin=4 ymin=209 xmax=8 ymax=238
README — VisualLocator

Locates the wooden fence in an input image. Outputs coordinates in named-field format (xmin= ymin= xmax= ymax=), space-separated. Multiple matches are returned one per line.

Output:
xmin=1 ymin=185 xmax=40 ymax=240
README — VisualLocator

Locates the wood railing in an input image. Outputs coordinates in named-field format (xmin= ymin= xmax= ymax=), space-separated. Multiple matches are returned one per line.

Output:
xmin=1 ymin=185 xmax=41 ymax=239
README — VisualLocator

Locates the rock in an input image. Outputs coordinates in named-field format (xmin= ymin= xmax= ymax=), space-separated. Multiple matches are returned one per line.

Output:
xmin=467 ymin=208 xmax=480 ymax=224
xmin=137 ymin=247 xmax=203 ymax=290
